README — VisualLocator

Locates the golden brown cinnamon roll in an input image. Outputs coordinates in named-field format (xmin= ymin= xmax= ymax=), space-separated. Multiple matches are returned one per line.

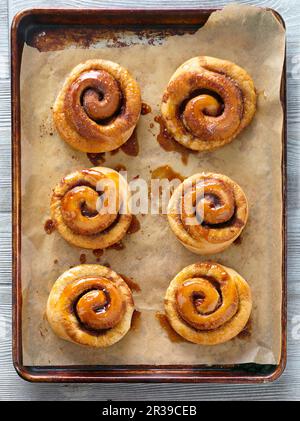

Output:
xmin=46 ymin=265 xmax=134 ymax=347
xmin=51 ymin=167 xmax=132 ymax=249
xmin=161 ymin=56 xmax=256 ymax=151
xmin=53 ymin=59 xmax=141 ymax=152
xmin=165 ymin=262 xmax=252 ymax=345
xmin=167 ymin=172 xmax=248 ymax=254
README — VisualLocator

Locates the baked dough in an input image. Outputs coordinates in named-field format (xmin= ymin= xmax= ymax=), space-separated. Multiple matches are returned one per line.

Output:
xmin=165 ymin=262 xmax=252 ymax=345
xmin=167 ymin=172 xmax=248 ymax=254
xmin=53 ymin=59 xmax=141 ymax=152
xmin=51 ymin=167 xmax=132 ymax=249
xmin=161 ymin=56 xmax=256 ymax=151
xmin=46 ymin=264 xmax=135 ymax=347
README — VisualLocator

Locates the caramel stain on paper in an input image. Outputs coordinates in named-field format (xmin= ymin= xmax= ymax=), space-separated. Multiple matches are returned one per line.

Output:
xmin=151 ymin=165 xmax=185 ymax=182
xmin=107 ymin=241 xmax=125 ymax=251
xmin=93 ymin=249 xmax=104 ymax=259
xmin=131 ymin=310 xmax=142 ymax=331
xmin=44 ymin=219 xmax=56 ymax=234
xmin=102 ymin=262 xmax=111 ymax=268
xmin=119 ymin=273 xmax=141 ymax=293
xmin=141 ymin=102 xmax=152 ymax=115
xmin=86 ymin=152 xmax=106 ymax=166
xmin=154 ymin=115 xmax=195 ymax=165
xmin=127 ymin=215 xmax=141 ymax=235
xmin=237 ymin=318 xmax=252 ymax=339
xmin=110 ymin=129 xmax=139 ymax=157
xmin=121 ymin=129 xmax=139 ymax=156
xmin=156 ymin=312 xmax=184 ymax=343
xmin=233 ymin=235 xmax=243 ymax=245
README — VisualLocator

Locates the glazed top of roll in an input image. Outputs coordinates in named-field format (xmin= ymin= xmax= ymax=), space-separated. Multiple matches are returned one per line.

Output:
xmin=53 ymin=168 xmax=124 ymax=235
xmin=50 ymin=167 xmax=132 ymax=249
xmin=161 ymin=56 xmax=256 ymax=151
xmin=53 ymin=59 xmax=141 ymax=152
xmin=167 ymin=172 xmax=248 ymax=244
xmin=174 ymin=263 xmax=239 ymax=331
xmin=164 ymin=262 xmax=252 ymax=345
xmin=46 ymin=264 xmax=135 ymax=347
xmin=64 ymin=276 xmax=126 ymax=331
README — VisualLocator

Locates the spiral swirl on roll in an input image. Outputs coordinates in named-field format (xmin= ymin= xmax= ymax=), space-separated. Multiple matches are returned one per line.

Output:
xmin=51 ymin=167 xmax=132 ymax=249
xmin=165 ymin=262 xmax=252 ymax=345
xmin=53 ymin=59 xmax=141 ymax=153
xmin=161 ymin=56 xmax=256 ymax=151
xmin=46 ymin=265 xmax=134 ymax=347
xmin=167 ymin=172 xmax=248 ymax=255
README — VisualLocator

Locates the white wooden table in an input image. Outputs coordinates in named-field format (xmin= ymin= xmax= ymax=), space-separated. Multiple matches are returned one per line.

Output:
xmin=1 ymin=0 xmax=299 ymax=400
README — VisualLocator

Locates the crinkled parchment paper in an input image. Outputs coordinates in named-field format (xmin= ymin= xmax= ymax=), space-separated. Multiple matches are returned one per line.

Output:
xmin=20 ymin=4 xmax=285 ymax=366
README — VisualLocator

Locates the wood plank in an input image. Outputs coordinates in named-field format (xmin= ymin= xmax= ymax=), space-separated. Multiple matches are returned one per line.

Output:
xmin=0 ymin=0 xmax=9 ymax=80
xmin=0 ymin=214 xmax=11 ymax=285
xmin=0 ymin=81 xmax=11 ymax=127
xmin=0 ymin=129 xmax=11 ymax=215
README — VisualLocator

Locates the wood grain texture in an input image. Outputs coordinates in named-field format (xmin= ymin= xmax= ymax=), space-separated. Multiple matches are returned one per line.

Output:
xmin=1 ymin=0 xmax=300 ymax=400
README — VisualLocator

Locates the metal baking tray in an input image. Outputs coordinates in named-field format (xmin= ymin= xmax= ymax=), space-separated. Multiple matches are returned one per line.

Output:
xmin=11 ymin=7 xmax=287 ymax=383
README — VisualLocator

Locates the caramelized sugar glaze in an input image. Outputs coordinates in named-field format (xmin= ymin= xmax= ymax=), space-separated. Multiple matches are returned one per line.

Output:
xmin=167 ymin=172 xmax=248 ymax=255
xmin=50 ymin=167 xmax=132 ymax=249
xmin=164 ymin=262 xmax=252 ymax=345
xmin=46 ymin=265 xmax=135 ymax=347
xmin=53 ymin=59 xmax=141 ymax=153
xmin=161 ymin=56 xmax=256 ymax=152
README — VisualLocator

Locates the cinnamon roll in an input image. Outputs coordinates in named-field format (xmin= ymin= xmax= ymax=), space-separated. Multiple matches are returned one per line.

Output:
xmin=51 ymin=167 xmax=132 ymax=249
xmin=53 ymin=59 xmax=141 ymax=152
xmin=161 ymin=56 xmax=256 ymax=151
xmin=167 ymin=172 xmax=248 ymax=254
xmin=165 ymin=262 xmax=252 ymax=345
xmin=46 ymin=265 xmax=134 ymax=347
